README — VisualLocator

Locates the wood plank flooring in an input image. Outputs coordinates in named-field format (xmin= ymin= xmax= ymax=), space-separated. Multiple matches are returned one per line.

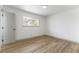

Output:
xmin=1 ymin=35 xmax=79 ymax=53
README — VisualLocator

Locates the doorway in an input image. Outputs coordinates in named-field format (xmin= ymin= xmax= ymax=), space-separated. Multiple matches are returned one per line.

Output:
xmin=0 ymin=8 xmax=16 ymax=52
xmin=3 ymin=11 xmax=16 ymax=45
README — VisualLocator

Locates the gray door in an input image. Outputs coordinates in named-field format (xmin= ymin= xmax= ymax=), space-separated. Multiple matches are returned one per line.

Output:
xmin=4 ymin=12 xmax=16 ymax=44
xmin=0 ymin=7 xmax=2 ymax=51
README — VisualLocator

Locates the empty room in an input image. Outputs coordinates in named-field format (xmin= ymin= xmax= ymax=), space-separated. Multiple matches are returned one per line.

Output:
xmin=0 ymin=5 xmax=79 ymax=53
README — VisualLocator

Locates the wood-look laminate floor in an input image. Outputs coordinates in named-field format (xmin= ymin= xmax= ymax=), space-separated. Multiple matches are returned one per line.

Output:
xmin=1 ymin=35 xmax=79 ymax=53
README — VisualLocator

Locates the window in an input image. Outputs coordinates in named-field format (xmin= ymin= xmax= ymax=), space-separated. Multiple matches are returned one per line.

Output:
xmin=23 ymin=16 xmax=40 ymax=27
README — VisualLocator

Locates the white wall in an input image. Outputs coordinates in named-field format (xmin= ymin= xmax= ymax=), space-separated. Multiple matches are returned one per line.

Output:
xmin=46 ymin=8 xmax=79 ymax=43
xmin=4 ymin=6 xmax=46 ymax=40
xmin=3 ymin=6 xmax=79 ymax=43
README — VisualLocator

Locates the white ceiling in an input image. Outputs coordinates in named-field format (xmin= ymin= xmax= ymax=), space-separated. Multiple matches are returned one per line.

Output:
xmin=6 ymin=5 xmax=79 ymax=16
